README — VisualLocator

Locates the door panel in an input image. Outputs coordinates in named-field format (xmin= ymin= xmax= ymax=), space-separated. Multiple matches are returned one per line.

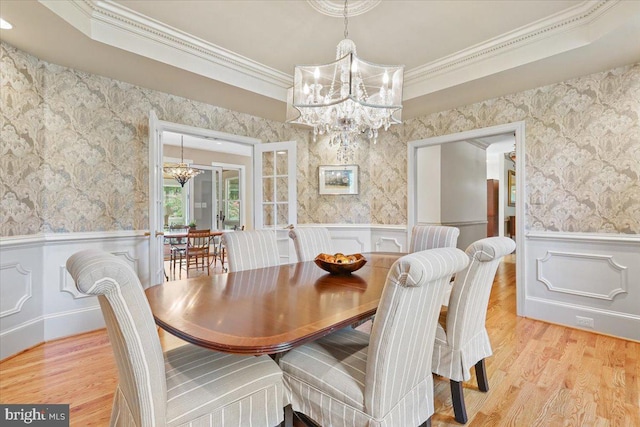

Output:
xmin=148 ymin=111 xmax=164 ymax=287
xmin=192 ymin=169 xmax=214 ymax=230
xmin=254 ymin=141 xmax=297 ymax=263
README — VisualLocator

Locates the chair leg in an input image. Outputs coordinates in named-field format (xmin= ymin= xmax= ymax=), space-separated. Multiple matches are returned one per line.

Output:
xmin=282 ymin=404 xmax=293 ymax=427
xmin=476 ymin=358 xmax=489 ymax=392
xmin=419 ymin=416 xmax=431 ymax=427
xmin=450 ymin=380 xmax=468 ymax=424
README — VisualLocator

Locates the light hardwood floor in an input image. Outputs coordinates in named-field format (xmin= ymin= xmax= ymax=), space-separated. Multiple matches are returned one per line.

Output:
xmin=1 ymin=255 xmax=638 ymax=426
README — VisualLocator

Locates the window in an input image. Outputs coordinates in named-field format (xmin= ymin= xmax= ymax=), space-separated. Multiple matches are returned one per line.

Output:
xmin=222 ymin=174 xmax=240 ymax=229
xmin=163 ymin=180 xmax=187 ymax=228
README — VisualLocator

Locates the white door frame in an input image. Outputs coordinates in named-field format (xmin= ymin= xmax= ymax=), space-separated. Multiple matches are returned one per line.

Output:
xmin=407 ymin=121 xmax=526 ymax=315
xmin=148 ymin=111 xmax=260 ymax=285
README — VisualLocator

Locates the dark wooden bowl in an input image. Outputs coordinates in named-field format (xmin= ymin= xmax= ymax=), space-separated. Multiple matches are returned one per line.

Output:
xmin=314 ymin=253 xmax=367 ymax=275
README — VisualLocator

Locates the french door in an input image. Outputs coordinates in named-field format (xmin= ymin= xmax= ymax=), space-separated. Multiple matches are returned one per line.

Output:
xmin=254 ymin=141 xmax=297 ymax=263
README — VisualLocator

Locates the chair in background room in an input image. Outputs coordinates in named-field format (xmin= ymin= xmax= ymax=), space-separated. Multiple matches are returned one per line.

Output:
xmin=288 ymin=226 xmax=332 ymax=262
xmin=66 ymin=250 xmax=289 ymax=427
xmin=185 ymin=229 xmax=211 ymax=277
xmin=223 ymin=229 xmax=279 ymax=272
xmin=279 ymin=247 xmax=469 ymax=427
xmin=432 ymin=237 xmax=516 ymax=424
xmin=162 ymin=242 xmax=171 ymax=281
xmin=166 ymin=224 xmax=189 ymax=277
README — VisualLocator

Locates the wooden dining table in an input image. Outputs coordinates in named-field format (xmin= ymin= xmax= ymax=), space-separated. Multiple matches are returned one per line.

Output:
xmin=145 ymin=252 xmax=403 ymax=356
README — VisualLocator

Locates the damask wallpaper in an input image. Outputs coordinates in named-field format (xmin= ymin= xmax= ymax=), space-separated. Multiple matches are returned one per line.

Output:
xmin=401 ymin=63 xmax=640 ymax=234
xmin=1 ymin=41 xmax=638 ymax=236
xmin=1 ymin=43 xmax=44 ymax=236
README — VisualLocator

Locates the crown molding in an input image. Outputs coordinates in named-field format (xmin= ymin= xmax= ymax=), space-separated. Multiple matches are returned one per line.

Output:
xmin=40 ymin=0 xmax=637 ymax=104
xmin=403 ymin=0 xmax=633 ymax=98
xmin=39 ymin=0 xmax=292 ymax=101
xmin=307 ymin=0 xmax=382 ymax=18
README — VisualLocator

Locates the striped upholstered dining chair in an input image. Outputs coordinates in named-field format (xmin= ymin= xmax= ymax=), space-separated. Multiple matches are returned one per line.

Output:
xmin=410 ymin=225 xmax=460 ymax=306
xmin=66 ymin=250 xmax=289 ymax=427
xmin=288 ymin=226 xmax=332 ymax=262
xmin=409 ymin=225 xmax=460 ymax=252
xmin=279 ymin=247 xmax=470 ymax=427
xmin=222 ymin=229 xmax=280 ymax=272
xmin=432 ymin=237 xmax=516 ymax=424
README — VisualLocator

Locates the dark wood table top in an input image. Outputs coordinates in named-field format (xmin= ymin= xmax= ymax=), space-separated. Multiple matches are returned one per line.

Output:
xmin=145 ymin=252 xmax=403 ymax=355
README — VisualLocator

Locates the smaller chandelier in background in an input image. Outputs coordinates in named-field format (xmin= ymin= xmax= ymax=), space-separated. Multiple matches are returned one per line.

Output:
xmin=163 ymin=136 xmax=203 ymax=187
xmin=287 ymin=0 xmax=404 ymax=163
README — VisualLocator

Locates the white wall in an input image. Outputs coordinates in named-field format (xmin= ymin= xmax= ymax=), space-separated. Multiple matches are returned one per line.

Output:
xmin=416 ymin=145 xmax=441 ymax=224
xmin=486 ymin=152 xmax=501 ymax=180
xmin=441 ymin=142 xmax=488 ymax=249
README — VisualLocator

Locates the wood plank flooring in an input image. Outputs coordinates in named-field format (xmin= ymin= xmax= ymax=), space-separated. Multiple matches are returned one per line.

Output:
xmin=1 ymin=255 xmax=639 ymax=426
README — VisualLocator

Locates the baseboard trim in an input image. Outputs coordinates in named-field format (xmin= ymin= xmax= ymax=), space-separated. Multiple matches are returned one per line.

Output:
xmin=525 ymin=296 xmax=640 ymax=342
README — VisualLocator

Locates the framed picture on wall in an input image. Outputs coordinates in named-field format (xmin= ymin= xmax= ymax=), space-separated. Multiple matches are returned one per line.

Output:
xmin=508 ymin=169 xmax=516 ymax=207
xmin=319 ymin=165 xmax=358 ymax=195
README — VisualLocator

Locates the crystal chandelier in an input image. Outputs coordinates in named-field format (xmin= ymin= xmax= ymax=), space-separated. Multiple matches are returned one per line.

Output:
xmin=163 ymin=136 xmax=203 ymax=187
xmin=287 ymin=0 xmax=404 ymax=163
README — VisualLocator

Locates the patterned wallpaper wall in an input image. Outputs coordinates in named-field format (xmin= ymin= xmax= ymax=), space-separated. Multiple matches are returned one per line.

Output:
xmin=1 ymin=44 xmax=44 ymax=236
xmin=401 ymin=63 xmax=640 ymax=234
xmin=1 ymin=43 xmax=310 ymax=235
xmin=1 ymin=41 xmax=639 ymax=236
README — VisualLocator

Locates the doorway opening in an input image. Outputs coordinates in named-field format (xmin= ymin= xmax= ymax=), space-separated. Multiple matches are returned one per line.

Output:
xmin=407 ymin=121 xmax=525 ymax=315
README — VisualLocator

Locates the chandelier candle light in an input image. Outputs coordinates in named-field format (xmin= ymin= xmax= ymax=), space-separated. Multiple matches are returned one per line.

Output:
xmin=287 ymin=0 xmax=404 ymax=163
xmin=163 ymin=136 xmax=203 ymax=187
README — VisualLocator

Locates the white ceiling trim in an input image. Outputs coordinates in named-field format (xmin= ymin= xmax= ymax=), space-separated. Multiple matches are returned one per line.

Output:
xmin=40 ymin=0 xmax=637 ymax=103
xmin=307 ymin=0 xmax=382 ymax=18
xmin=403 ymin=0 xmax=635 ymax=98
xmin=39 ymin=0 xmax=292 ymax=100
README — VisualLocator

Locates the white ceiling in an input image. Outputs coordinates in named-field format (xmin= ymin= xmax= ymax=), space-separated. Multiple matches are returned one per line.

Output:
xmin=163 ymin=131 xmax=253 ymax=157
xmin=1 ymin=0 xmax=639 ymax=122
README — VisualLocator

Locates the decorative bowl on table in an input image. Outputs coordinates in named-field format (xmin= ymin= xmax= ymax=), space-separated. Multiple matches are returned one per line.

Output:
xmin=314 ymin=253 xmax=367 ymax=275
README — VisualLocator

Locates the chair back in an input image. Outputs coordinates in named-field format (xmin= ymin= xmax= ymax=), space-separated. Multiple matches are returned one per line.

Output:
xmin=365 ymin=247 xmax=469 ymax=418
xmin=409 ymin=225 xmax=460 ymax=252
xmin=223 ymin=229 xmax=280 ymax=272
xmin=445 ymin=237 xmax=516 ymax=350
xmin=187 ymin=229 xmax=211 ymax=251
xmin=66 ymin=250 xmax=167 ymax=426
xmin=288 ymin=227 xmax=332 ymax=262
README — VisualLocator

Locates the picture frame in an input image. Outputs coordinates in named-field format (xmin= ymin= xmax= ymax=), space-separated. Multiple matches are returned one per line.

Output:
xmin=508 ymin=169 xmax=516 ymax=207
xmin=319 ymin=165 xmax=358 ymax=195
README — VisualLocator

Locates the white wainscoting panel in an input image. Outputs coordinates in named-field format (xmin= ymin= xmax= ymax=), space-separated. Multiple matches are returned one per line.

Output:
xmin=525 ymin=232 xmax=640 ymax=341
xmin=322 ymin=224 xmax=407 ymax=254
xmin=0 ymin=240 xmax=44 ymax=360
xmin=0 ymin=231 xmax=148 ymax=360
xmin=287 ymin=225 xmax=406 ymax=263
xmin=537 ymin=251 xmax=627 ymax=300
xmin=0 ymin=263 xmax=33 ymax=317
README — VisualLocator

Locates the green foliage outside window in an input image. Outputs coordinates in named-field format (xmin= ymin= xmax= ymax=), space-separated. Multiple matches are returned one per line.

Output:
xmin=164 ymin=185 xmax=185 ymax=225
